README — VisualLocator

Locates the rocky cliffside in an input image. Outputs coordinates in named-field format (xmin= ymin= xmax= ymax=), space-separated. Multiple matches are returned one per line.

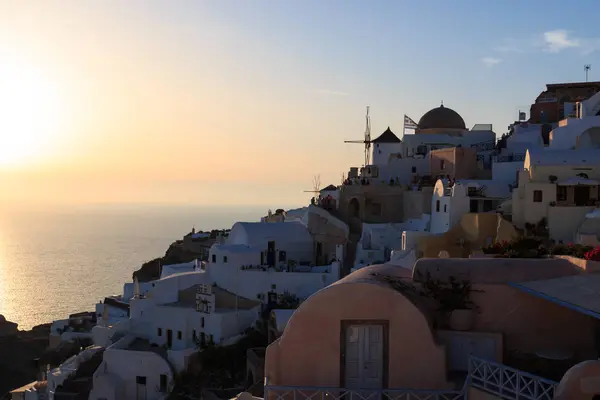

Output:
xmin=133 ymin=230 xmax=228 ymax=282
xmin=0 ymin=320 xmax=50 ymax=396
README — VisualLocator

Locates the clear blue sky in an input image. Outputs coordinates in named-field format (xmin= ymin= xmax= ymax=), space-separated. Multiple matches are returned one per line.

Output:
xmin=2 ymin=0 xmax=600 ymax=207
xmin=151 ymin=0 xmax=600 ymax=131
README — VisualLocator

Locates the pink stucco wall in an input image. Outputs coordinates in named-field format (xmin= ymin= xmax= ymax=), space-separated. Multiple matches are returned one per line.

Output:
xmin=472 ymin=284 xmax=596 ymax=358
xmin=265 ymin=258 xmax=600 ymax=392
xmin=264 ymin=266 xmax=450 ymax=390
xmin=413 ymin=257 xmax=599 ymax=359
xmin=555 ymin=360 xmax=600 ymax=399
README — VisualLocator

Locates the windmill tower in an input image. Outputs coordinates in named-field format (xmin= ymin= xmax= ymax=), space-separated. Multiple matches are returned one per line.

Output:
xmin=344 ymin=106 xmax=372 ymax=167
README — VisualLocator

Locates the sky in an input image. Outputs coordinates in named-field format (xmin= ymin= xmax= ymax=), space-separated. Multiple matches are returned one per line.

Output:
xmin=1 ymin=0 xmax=600 ymax=208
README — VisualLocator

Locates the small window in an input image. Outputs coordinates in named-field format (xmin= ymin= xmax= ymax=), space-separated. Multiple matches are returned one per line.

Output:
xmin=411 ymin=166 xmax=417 ymax=173
xmin=201 ymin=317 xmax=205 ymax=328
xmin=157 ymin=328 xmax=162 ymax=337
xmin=483 ymin=200 xmax=493 ymax=212
xmin=440 ymin=160 xmax=445 ymax=170
xmin=223 ymin=255 xmax=228 ymax=263
xmin=211 ymin=254 xmax=216 ymax=263
xmin=136 ymin=376 xmax=147 ymax=385
xmin=470 ymin=199 xmax=478 ymax=213
xmin=557 ymin=186 xmax=567 ymax=201
xmin=160 ymin=374 xmax=168 ymax=392
xmin=436 ymin=200 xmax=440 ymax=212
xmin=533 ymin=190 xmax=543 ymax=202
xmin=443 ymin=204 xmax=447 ymax=212
xmin=177 ymin=330 xmax=182 ymax=340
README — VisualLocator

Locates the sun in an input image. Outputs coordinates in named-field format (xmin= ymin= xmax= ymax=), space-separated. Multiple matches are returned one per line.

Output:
xmin=0 ymin=62 xmax=64 ymax=166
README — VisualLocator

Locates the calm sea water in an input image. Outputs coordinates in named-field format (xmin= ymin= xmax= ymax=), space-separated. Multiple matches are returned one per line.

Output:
xmin=0 ymin=204 xmax=270 ymax=330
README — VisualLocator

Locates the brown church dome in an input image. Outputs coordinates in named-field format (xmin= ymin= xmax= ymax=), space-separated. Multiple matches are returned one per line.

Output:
xmin=418 ymin=104 xmax=466 ymax=130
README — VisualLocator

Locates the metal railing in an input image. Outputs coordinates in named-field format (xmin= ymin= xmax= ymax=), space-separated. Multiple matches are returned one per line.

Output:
xmin=264 ymin=382 xmax=466 ymax=400
xmin=468 ymin=356 xmax=558 ymax=400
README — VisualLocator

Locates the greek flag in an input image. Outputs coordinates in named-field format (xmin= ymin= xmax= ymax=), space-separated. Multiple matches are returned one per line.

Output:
xmin=403 ymin=115 xmax=419 ymax=130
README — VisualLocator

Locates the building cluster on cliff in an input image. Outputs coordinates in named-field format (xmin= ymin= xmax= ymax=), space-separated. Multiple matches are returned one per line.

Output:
xmin=11 ymin=80 xmax=600 ymax=400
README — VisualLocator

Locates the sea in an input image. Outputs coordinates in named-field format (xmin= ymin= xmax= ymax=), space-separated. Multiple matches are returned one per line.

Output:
xmin=0 ymin=203 xmax=273 ymax=330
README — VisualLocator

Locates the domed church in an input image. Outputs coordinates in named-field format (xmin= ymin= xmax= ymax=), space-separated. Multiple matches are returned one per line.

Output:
xmin=416 ymin=103 xmax=467 ymax=135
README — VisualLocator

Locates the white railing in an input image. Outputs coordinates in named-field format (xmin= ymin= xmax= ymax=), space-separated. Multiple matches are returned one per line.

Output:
xmin=468 ymin=356 xmax=558 ymax=400
xmin=264 ymin=381 xmax=465 ymax=400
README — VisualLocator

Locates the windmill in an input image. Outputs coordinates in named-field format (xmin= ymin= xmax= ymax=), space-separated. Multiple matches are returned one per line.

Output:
xmin=344 ymin=106 xmax=372 ymax=166
xmin=303 ymin=174 xmax=322 ymax=203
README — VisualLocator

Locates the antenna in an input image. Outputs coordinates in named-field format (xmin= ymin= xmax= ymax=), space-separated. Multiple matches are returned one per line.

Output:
xmin=364 ymin=106 xmax=371 ymax=166
xmin=344 ymin=106 xmax=372 ymax=167
xmin=585 ymin=64 xmax=592 ymax=82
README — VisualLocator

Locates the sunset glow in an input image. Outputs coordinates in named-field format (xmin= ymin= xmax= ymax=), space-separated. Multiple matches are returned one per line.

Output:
xmin=0 ymin=60 xmax=64 ymax=166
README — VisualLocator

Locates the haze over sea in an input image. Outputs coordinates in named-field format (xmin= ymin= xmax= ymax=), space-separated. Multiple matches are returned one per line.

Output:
xmin=0 ymin=203 xmax=277 ymax=330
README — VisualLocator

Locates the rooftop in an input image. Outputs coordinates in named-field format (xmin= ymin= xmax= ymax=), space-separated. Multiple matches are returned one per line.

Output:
xmin=509 ymin=273 xmax=600 ymax=319
xmin=372 ymin=127 xmax=401 ymax=143
xmin=418 ymin=104 xmax=466 ymax=131
xmin=546 ymin=81 xmax=600 ymax=90
xmin=526 ymin=148 xmax=600 ymax=167
xmin=162 ymin=285 xmax=260 ymax=311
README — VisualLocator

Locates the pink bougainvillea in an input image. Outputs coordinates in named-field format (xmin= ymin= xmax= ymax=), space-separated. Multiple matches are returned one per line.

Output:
xmin=584 ymin=247 xmax=600 ymax=261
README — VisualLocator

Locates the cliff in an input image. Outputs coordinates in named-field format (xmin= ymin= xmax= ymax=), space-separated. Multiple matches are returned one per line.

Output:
xmin=132 ymin=229 xmax=229 ymax=282
xmin=0 ymin=320 xmax=50 ymax=396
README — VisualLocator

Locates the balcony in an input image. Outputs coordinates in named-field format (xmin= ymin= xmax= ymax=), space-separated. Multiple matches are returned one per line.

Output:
xmin=494 ymin=154 xmax=526 ymax=163
xmin=264 ymin=384 xmax=465 ymax=400
xmin=469 ymin=357 xmax=557 ymax=400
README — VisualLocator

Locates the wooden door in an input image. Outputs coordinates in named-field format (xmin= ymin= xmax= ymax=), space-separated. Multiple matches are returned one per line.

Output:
xmin=344 ymin=324 xmax=384 ymax=389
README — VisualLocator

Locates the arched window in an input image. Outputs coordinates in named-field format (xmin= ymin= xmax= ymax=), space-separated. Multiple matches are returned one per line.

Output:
xmin=436 ymin=200 xmax=440 ymax=212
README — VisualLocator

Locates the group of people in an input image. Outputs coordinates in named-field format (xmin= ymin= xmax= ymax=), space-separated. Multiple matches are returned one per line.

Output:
xmin=311 ymin=194 xmax=337 ymax=210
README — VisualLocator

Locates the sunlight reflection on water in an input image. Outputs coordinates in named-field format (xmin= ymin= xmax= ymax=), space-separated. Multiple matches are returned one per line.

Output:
xmin=0 ymin=204 xmax=265 ymax=329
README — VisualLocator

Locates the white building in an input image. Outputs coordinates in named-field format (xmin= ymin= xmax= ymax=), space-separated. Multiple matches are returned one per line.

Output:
xmin=492 ymin=122 xmax=547 ymax=182
xmin=510 ymin=148 xmax=600 ymax=241
xmin=207 ymin=220 xmax=341 ymax=302
xmin=430 ymin=179 xmax=512 ymax=234
xmin=89 ymin=335 xmax=174 ymax=400
xmin=549 ymin=116 xmax=600 ymax=150
xmin=353 ymin=215 xmax=430 ymax=269
xmin=370 ymin=127 xmax=403 ymax=166
xmin=160 ymin=260 xmax=199 ymax=279
xmin=47 ymin=345 xmax=104 ymax=399
xmin=89 ymin=272 xmax=261 ymax=400
xmin=353 ymin=105 xmax=496 ymax=186
xmin=576 ymin=89 xmax=600 ymax=118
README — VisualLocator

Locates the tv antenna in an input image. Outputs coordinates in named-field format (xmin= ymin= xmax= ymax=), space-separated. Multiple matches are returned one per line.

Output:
xmin=585 ymin=64 xmax=592 ymax=82
xmin=344 ymin=106 xmax=372 ymax=167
